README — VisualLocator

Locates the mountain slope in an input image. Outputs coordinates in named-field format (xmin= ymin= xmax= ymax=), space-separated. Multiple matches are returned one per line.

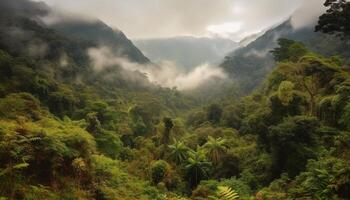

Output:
xmin=135 ymin=36 xmax=238 ymax=68
xmin=52 ymin=20 xmax=150 ymax=64
xmin=221 ymin=19 xmax=350 ymax=93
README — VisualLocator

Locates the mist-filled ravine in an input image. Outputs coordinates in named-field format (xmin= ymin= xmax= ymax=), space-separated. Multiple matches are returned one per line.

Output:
xmin=0 ymin=0 xmax=350 ymax=199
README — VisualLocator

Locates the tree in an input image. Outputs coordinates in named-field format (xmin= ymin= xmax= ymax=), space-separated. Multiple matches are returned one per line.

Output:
xmin=292 ymin=156 xmax=350 ymax=199
xmin=339 ymin=102 xmax=350 ymax=130
xmin=315 ymin=0 xmax=350 ymax=39
xmin=162 ymin=117 xmax=174 ymax=145
xmin=207 ymin=104 xmax=223 ymax=124
xmin=269 ymin=116 xmax=320 ymax=177
xmin=186 ymin=149 xmax=212 ymax=188
xmin=277 ymin=81 xmax=295 ymax=106
xmin=276 ymin=55 xmax=339 ymax=115
xmin=160 ymin=117 xmax=174 ymax=158
xmin=150 ymin=160 xmax=169 ymax=185
xmin=168 ymin=139 xmax=189 ymax=165
xmin=85 ymin=112 xmax=102 ymax=135
xmin=270 ymin=38 xmax=308 ymax=62
xmin=203 ymin=136 xmax=227 ymax=166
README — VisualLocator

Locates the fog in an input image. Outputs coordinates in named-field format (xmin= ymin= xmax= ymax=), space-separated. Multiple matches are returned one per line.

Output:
xmin=88 ymin=46 xmax=227 ymax=90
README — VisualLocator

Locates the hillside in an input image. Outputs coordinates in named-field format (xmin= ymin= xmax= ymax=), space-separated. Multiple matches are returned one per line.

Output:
xmin=52 ymin=20 xmax=150 ymax=64
xmin=221 ymin=19 xmax=350 ymax=93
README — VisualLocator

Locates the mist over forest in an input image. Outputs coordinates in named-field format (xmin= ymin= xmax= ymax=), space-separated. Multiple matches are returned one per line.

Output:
xmin=0 ymin=0 xmax=350 ymax=199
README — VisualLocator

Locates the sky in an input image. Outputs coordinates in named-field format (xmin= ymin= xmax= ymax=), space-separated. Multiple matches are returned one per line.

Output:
xmin=38 ymin=0 xmax=325 ymax=41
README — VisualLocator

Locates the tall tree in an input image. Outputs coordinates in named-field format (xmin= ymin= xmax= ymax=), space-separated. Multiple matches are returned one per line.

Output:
xmin=315 ymin=0 xmax=350 ymax=39
xmin=207 ymin=104 xmax=223 ymax=124
xmin=276 ymin=55 xmax=339 ymax=115
xmin=270 ymin=38 xmax=308 ymax=62
xmin=160 ymin=117 xmax=174 ymax=158
xmin=162 ymin=117 xmax=174 ymax=145
xmin=269 ymin=116 xmax=320 ymax=177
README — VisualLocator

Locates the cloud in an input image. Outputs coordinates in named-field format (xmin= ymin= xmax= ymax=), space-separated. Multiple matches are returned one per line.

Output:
xmin=87 ymin=46 xmax=227 ymax=90
xmin=25 ymin=40 xmax=49 ymax=58
xmin=291 ymin=0 xmax=326 ymax=29
xmin=207 ymin=22 xmax=243 ymax=38
xmin=35 ymin=0 xmax=326 ymax=41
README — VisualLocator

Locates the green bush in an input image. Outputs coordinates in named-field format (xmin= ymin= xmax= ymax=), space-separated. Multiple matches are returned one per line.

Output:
xmin=151 ymin=160 xmax=170 ymax=185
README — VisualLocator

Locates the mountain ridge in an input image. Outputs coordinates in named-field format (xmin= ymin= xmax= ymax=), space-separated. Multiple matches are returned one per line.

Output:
xmin=134 ymin=36 xmax=238 ymax=69
xmin=220 ymin=18 xmax=350 ymax=93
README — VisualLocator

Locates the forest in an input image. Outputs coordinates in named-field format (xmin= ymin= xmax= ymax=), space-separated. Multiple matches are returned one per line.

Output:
xmin=0 ymin=0 xmax=350 ymax=199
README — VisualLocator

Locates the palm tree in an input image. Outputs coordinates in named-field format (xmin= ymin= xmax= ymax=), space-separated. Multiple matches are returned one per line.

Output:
xmin=168 ymin=139 xmax=189 ymax=165
xmin=185 ymin=148 xmax=212 ymax=188
xmin=203 ymin=136 xmax=227 ymax=165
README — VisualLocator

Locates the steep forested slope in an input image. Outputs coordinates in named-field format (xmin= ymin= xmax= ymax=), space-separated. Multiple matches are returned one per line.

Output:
xmin=0 ymin=0 xmax=195 ymax=199
xmin=221 ymin=19 xmax=350 ymax=93
xmin=185 ymin=41 xmax=350 ymax=200
xmin=52 ymin=20 xmax=150 ymax=64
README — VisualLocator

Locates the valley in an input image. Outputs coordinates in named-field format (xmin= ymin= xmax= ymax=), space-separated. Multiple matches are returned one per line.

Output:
xmin=0 ymin=0 xmax=350 ymax=200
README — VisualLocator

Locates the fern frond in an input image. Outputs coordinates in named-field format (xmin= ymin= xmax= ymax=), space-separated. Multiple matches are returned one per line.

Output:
xmin=216 ymin=186 xmax=239 ymax=200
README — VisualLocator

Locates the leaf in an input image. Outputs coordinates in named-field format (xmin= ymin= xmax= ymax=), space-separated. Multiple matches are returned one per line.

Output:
xmin=216 ymin=186 xmax=239 ymax=200
xmin=13 ymin=162 xmax=29 ymax=169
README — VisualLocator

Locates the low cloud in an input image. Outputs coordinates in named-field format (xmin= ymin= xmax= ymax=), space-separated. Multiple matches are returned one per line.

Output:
xmin=36 ymin=0 xmax=320 ymax=41
xmin=291 ymin=0 xmax=325 ymax=29
xmin=25 ymin=40 xmax=49 ymax=58
xmin=87 ymin=46 xmax=227 ymax=90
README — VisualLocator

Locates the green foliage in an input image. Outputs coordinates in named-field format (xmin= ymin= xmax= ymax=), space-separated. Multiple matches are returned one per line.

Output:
xmin=269 ymin=116 xmax=320 ymax=177
xmin=316 ymin=0 xmax=350 ymax=39
xmin=168 ymin=140 xmax=189 ymax=165
xmin=95 ymin=130 xmax=123 ymax=159
xmin=187 ymin=110 xmax=207 ymax=128
xmin=214 ymin=186 xmax=239 ymax=200
xmin=277 ymin=81 xmax=295 ymax=106
xmin=207 ymin=104 xmax=223 ymax=125
xmin=203 ymin=136 xmax=227 ymax=165
xmin=150 ymin=160 xmax=170 ymax=185
xmin=271 ymin=38 xmax=308 ymax=62
xmin=339 ymin=102 xmax=350 ymax=130
xmin=0 ymin=93 xmax=46 ymax=120
xmin=291 ymin=155 xmax=350 ymax=199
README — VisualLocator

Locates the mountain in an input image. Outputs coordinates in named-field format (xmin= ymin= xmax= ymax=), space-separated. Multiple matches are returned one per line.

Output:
xmin=221 ymin=19 xmax=350 ymax=93
xmin=51 ymin=20 xmax=150 ymax=64
xmin=0 ymin=0 xmax=149 ymax=65
xmin=134 ymin=36 xmax=238 ymax=69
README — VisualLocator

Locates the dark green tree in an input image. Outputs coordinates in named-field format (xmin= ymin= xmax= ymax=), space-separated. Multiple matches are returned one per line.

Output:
xmin=269 ymin=116 xmax=320 ymax=177
xmin=270 ymin=38 xmax=308 ymax=62
xmin=207 ymin=104 xmax=223 ymax=125
xmin=315 ymin=0 xmax=350 ymax=39
xmin=150 ymin=160 xmax=169 ymax=185
xmin=162 ymin=117 xmax=174 ymax=145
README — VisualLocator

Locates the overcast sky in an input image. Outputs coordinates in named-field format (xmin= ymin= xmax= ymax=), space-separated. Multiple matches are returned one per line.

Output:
xmin=39 ymin=0 xmax=325 ymax=41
